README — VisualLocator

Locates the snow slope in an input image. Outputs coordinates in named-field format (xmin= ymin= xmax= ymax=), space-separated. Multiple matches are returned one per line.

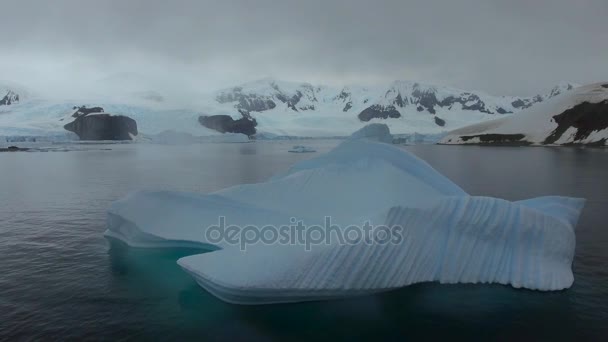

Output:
xmin=440 ymin=83 xmax=608 ymax=146
xmin=0 ymin=78 xmax=578 ymax=139
xmin=105 ymin=124 xmax=585 ymax=304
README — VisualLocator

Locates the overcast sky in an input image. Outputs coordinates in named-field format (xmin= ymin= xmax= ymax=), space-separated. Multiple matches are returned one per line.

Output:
xmin=1 ymin=0 xmax=607 ymax=97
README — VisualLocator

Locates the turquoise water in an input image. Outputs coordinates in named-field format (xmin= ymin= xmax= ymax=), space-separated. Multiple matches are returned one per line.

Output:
xmin=1 ymin=142 xmax=607 ymax=340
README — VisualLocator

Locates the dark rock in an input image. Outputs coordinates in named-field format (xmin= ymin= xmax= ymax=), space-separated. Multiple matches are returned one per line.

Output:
xmin=511 ymin=99 xmax=527 ymax=109
xmin=64 ymin=114 xmax=138 ymax=140
xmin=440 ymin=93 xmax=492 ymax=114
xmin=602 ymin=84 xmax=608 ymax=88
xmin=544 ymin=100 xmax=608 ymax=144
xmin=496 ymin=107 xmax=511 ymax=114
xmin=336 ymin=90 xmax=350 ymax=101
xmin=343 ymin=102 xmax=352 ymax=112
xmin=411 ymin=85 xmax=438 ymax=113
xmin=0 ymin=91 xmax=19 ymax=106
xmin=358 ymin=105 xmax=401 ymax=122
xmin=394 ymin=93 xmax=407 ymax=107
xmin=460 ymin=134 xmax=530 ymax=145
xmin=511 ymin=95 xmax=544 ymax=110
xmin=300 ymin=104 xmax=315 ymax=111
xmin=277 ymin=89 xmax=316 ymax=112
xmin=199 ymin=114 xmax=257 ymax=137
xmin=1 ymin=146 xmax=29 ymax=152
xmin=434 ymin=116 xmax=446 ymax=127
xmin=72 ymin=106 xmax=105 ymax=118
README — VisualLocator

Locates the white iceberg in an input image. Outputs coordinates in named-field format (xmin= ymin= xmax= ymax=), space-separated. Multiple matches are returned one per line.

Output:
xmin=105 ymin=124 xmax=585 ymax=304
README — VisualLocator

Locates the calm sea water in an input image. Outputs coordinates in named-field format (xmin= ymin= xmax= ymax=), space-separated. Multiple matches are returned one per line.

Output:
xmin=0 ymin=141 xmax=607 ymax=340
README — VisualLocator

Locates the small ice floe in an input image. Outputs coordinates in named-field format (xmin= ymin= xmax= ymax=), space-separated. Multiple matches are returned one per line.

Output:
xmin=288 ymin=145 xmax=316 ymax=153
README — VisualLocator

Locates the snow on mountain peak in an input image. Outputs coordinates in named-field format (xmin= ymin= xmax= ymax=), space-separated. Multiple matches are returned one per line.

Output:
xmin=0 ymin=81 xmax=33 ymax=105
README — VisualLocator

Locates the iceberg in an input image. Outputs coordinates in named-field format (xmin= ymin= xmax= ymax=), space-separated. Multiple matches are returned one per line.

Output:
xmin=105 ymin=124 xmax=585 ymax=304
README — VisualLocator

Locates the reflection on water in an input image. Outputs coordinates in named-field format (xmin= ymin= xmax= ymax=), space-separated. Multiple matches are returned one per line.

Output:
xmin=0 ymin=142 xmax=607 ymax=340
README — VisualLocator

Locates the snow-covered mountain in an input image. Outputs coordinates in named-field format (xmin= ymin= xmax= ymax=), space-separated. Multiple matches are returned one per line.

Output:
xmin=207 ymin=79 xmax=578 ymax=137
xmin=0 ymin=78 xmax=580 ymax=140
xmin=0 ymin=81 xmax=32 ymax=106
xmin=440 ymin=83 xmax=608 ymax=146
xmin=0 ymin=90 xmax=19 ymax=106
xmin=217 ymin=79 xmax=575 ymax=116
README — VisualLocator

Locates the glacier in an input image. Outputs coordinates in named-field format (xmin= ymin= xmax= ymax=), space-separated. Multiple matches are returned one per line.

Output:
xmin=105 ymin=124 xmax=585 ymax=304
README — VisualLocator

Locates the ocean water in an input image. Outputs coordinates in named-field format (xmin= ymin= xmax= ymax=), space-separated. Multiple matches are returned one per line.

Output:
xmin=0 ymin=141 xmax=607 ymax=340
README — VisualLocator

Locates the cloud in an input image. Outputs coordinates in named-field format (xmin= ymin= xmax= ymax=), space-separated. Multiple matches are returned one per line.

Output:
xmin=1 ymin=0 xmax=607 ymax=96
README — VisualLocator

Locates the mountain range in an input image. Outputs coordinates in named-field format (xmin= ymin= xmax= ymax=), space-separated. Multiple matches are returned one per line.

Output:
xmin=0 ymin=78 xmax=579 ymax=139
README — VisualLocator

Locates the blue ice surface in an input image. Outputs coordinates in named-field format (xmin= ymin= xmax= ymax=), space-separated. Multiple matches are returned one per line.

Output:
xmin=106 ymin=124 xmax=585 ymax=304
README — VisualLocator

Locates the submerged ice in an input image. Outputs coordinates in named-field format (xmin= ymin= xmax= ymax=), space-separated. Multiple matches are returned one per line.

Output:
xmin=105 ymin=124 xmax=585 ymax=304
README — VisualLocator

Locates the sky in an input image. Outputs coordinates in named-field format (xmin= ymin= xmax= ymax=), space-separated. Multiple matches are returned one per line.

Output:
xmin=1 ymin=0 xmax=607 ymax=97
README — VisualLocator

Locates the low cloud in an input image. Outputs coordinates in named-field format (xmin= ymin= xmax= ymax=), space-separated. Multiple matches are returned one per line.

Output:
xmin=1 ymin=0 xmax=607 ymax=97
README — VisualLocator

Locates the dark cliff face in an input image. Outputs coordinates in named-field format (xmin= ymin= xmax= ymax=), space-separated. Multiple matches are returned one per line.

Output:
xmin=358 ymin=105 xmax=401 ymax=122
xmin=544 ymin=100 xmax=608 ymax=145
xmin=434 ymin=116 xmax=446 ymax=127
xmin=64 ymin=114 xmax=138 ymax=140
xmin=411 ymin=86 xmax=439 ymax=114
xmin=0 ymin=91 xmax=19 ymax=106
xmin=199 ymin=114 xmax=257 ymax=137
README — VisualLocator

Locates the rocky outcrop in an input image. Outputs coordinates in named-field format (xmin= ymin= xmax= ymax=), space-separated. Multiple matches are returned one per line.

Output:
xmin=458 ymin=134 xmax=530 ymax=145
xmin=0 ymin=91 xmax=19 ymax=106
xmin=544 ymin=101 xmax=608 ymax=145
xmin=199 ymin=111 xmax=257 ymax=137
xmin=358 ymin=105 xmax=401 ymax=122
xmin=343 ymin=101 xmax=352 ymax=112
xmin=64 ymin=112 xmax=138 ymax=140
xmin=511 ymin=96 xmax=543 ymax=110
xmin=434 ymin=116 xmax=446 ymax=127
xmin=71 ymin=106 xmax=105 ymax=117
xmin=411 ymin=85 xmax=439 ymax=114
